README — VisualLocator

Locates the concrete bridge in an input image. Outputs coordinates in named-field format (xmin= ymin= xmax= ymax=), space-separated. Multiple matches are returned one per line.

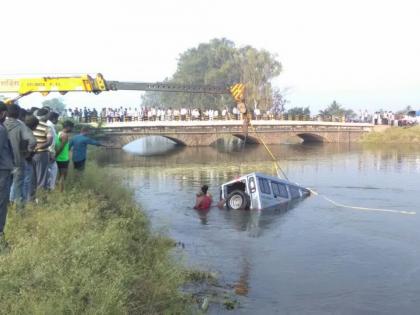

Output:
xmin=98 ymin=120 xmax=373 ymax=147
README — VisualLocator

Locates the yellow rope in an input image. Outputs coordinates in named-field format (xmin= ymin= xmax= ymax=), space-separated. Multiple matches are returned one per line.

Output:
xmin=245 ymin=118 xmax=415 ymax=216
xmin=306 ymin=188 xmax=416 ymax=215
xmin=247 ymin=120 xmax=288 ymax=180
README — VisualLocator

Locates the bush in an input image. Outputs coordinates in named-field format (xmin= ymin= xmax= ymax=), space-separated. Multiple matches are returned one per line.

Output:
xmin=361 ymin=126 xmax=420 ymax=143
xmin=0 ymin=164 xmax=189 ymax=314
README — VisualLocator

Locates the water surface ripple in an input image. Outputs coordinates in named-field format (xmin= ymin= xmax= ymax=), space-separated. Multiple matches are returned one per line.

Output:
xmin=97 ymin=141 xmax=420 ymax=314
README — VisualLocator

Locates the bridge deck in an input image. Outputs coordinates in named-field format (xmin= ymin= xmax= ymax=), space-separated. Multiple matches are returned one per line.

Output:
xmin=98 ymin=120 xmax=373 ymax=146
xmin=100 ymin=120 xmax=373 ymax=128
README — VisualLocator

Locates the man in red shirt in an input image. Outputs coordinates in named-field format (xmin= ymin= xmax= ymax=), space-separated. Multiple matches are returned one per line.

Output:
xmin=194 ymin=185 xmax=212 ymax=210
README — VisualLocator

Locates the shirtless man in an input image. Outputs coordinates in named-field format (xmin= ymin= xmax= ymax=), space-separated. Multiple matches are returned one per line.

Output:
xmin=194 ymin=185 xmax=212 ymax=210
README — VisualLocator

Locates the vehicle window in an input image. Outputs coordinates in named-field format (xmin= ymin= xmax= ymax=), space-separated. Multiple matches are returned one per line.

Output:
xmin=249 ymin=177 xmax=256 ymax=193
xmin=272 ymin=182 xmax=280 ymax=196
xmin=258 ymin=178 xmax=271 ymax=195
xmin=289 ymin=185 xmax=301 ymax=199
xmin=272 ymin=182 xmax=289 ymax=198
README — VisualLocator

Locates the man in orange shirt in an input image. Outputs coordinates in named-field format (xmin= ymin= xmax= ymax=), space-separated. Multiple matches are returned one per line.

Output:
xmin=194 ymin=185 xmax=212 ymax=210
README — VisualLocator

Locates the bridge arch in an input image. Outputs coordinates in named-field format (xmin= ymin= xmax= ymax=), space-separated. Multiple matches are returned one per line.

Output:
xmin=159 ymin=136 xmax=187 ymax=146
xmin=232 ymin=134 xmax=260 ymax=144
xmin=296 ymin=133 xmax=326 ymax=143
xmin=112 ymin=135 xmax=187 ymax=148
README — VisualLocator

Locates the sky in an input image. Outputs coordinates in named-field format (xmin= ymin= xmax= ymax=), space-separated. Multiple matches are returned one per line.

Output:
xmin=1 ymin=0 xmax=419 ymax=112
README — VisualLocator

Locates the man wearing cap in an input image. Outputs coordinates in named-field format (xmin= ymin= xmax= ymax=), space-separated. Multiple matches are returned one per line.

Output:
xmin=0 ymin=102 xmax=14 ymax=244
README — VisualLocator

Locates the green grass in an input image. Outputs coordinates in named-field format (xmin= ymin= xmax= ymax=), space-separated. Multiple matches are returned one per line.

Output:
xmin=0 ymin=164 xmax=190 ymax=315
xmin=361 ymin=125 xmax=420 ymax=143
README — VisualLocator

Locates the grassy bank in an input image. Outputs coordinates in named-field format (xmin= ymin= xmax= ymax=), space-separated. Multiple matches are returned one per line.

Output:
xmin=361 ymin=125 xmax=420 ymax=143
xmin=0 ymin=164 xmax=189 ymax=314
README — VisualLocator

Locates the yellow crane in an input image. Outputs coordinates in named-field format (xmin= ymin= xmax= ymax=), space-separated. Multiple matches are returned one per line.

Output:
xmin=0 ymin=72 xmax=249 ymax=143
xmin=0 ymin=73 xmax=245 ymax=105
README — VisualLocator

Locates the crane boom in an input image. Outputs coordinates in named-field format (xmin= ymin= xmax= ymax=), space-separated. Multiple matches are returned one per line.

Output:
xmin=106 ymin=81 xmax=228 ymax=94
xmin=0 ymin=73 xmax=249 ymax=134
xmin=0 ymin=73 xmax=244 ymax=101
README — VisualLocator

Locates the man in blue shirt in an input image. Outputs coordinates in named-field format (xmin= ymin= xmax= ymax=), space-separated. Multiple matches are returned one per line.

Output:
xmin=69 ymin=127 xmax=104 ymax=171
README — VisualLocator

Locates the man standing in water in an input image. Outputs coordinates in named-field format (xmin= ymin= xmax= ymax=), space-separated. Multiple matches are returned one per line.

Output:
xmin=194 ymin=185 xmax=212 ymax=210
xmin=69 ymin=127 xmax=105 ymax=171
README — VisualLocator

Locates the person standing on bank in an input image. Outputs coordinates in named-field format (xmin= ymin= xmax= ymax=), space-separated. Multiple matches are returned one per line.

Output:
xmin=46 ymin=111 xmax=59 ymax=190
xmin=22 ymin=115 xmax=39 ymax=202
xmin=33 ymin=108 xmax=54 ymax=190
xmin=55 ymin=120 xmax=74 ymax=191
xmin=69 ymin=127 xmax=105 ymax=171
xmin=0 ymin=102 xmax=14 ymax=245
xmin=4 ymin=103 xmax=37 ymax=210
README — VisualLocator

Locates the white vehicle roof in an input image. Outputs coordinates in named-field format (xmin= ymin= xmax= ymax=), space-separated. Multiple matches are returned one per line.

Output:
xmin=221 ymin=172 xmax=303 ymax=189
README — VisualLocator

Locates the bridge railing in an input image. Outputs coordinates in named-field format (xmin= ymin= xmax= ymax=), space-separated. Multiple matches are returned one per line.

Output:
xmin=72 ymin=114 xmax=348 ymax=124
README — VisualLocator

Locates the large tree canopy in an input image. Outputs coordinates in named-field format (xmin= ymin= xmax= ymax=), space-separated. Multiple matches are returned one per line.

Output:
xmin=142 ymin=38 xmax=282 ymax=110
xmin=287 ymin=106 xmax=311 ymax=116
xmin=319 ymin=101 xmax=355 ymax=118
xmin=42 ymin=98 xmax=66 ymax=115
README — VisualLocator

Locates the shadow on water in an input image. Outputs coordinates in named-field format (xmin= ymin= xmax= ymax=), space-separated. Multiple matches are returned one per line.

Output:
xmin=221 ymin=199 xmax=307 ymax=238
xmin=194 ymin=197 xmax=306 ymax=241
xmin=193 ymin=200 xmax=301 ymax=299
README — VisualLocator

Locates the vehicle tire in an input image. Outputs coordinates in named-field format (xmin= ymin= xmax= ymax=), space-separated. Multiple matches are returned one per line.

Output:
xmin=226 ymin=190 xmax=250 ymax=210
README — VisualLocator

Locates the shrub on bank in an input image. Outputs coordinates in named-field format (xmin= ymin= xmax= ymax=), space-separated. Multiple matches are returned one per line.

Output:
xmin=361 ymin=125 xmax=420 ymax=143
xmin=0 ymin=165 xmax=189 ymax=314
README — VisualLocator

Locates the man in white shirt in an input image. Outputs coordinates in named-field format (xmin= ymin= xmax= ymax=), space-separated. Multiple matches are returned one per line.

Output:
xmin=180 ymin=108 xmax=187 ymax=121
xmin=213 ymin=109 xmax=219 ymax=120
xmin=232 ymin=107 xmax=238 ymax=120
xmin=46 ymin=111 xmax=59 ymax=190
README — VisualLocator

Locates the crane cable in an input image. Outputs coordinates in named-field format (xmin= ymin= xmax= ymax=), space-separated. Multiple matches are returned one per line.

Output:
xmin=247 ymin=118 xmax=289 ymax=180
xmin=245 ymin=116 xmax=416 ymax=216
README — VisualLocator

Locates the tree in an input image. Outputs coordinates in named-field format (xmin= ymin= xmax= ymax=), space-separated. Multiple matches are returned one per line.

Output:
xmin=396 ymin=105 xmax=412 ymax=115
xmin=287 ymin=107 xmax=310 ymax=116
xmin=42 ymin=98 xmax=66 ymax=115
xmin=319 ymin=100 xmax=355 ymax=118
xmin=141 ymin=38 xmax=282 ymax=110
xmin=237 ymin=46 xmax=281 ymax=109
xmin=271 ymin=87 xmax=289 ymax=114
xmin=145 ymin=38 xmax=241 ymax=110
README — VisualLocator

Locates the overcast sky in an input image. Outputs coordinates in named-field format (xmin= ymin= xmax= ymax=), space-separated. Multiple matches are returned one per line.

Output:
xmin=1 ymin=0 xmax=419 ymax=112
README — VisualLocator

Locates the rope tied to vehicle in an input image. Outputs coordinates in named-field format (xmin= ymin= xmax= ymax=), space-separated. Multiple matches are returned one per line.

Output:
xmin=244 ymin=117 xmax=416 ymax=216
xmin=307 ymin=188 xmax=416 ymax=215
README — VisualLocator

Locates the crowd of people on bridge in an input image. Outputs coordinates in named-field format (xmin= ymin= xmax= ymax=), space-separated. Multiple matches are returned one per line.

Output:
xmin=0 ymin=102 xmax=105 ymax=248
xmin=66 ymin=106 xmax=416 ymax=126
xmin=67 ymin=106 xmax=281 ymax=123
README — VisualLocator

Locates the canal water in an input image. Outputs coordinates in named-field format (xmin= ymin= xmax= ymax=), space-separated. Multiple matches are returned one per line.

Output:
xmin=96 ymin=138 xmax=420 ymax=314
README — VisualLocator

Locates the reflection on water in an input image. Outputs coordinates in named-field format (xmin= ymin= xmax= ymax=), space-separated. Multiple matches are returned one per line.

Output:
xmin=123 ymin=136 xmax=178 ymax=155
xmin=96 ymin=141 xmax=420 ymax=314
